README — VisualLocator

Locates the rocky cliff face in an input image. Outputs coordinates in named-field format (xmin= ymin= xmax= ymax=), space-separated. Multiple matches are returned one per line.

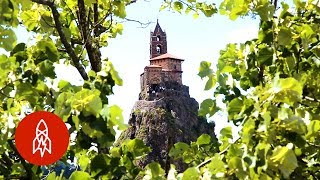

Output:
xmin=116 ymin=82 xmax=217 ymax=172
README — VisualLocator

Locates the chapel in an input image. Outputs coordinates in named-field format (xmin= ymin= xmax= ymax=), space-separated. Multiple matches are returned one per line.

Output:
xmin=140 ymin=21 xmax=185 ymax=96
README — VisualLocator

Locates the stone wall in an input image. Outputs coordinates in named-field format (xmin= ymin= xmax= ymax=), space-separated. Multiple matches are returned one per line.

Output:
xmin=139 ymin=81 xmax=189 ymax=101
xmin=150 ymin=59 xmax=182 ymax=72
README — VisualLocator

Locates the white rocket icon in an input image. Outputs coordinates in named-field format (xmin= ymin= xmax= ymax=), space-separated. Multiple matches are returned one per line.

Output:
xmin=32 ymin=119 xmax=52 ymax=157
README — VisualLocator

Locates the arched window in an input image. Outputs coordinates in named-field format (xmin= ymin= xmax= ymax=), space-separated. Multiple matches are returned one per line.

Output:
xmin=174 ymin=65 xmax=177 ymax=69
xmin=156 ymin=45 xmax=161 ymax=54
xmin=157 ymin=36 xmax=161 ymax=41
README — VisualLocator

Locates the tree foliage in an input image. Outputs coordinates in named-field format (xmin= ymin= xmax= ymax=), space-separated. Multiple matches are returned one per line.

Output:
xmin=1 ymin=0 xmax=320 ymax=179
xmin=193 ymin=0 xmax=320 ymax=179
xmin=0 ymin=0 xmax=140 ymax=178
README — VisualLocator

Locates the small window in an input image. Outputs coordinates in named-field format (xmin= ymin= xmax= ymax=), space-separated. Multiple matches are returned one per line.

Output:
xmin=157 ymin=36 xmax=161 ymax=41
xmin=174 ymin=65 xmax=177 ymax=69
xmin=156 ymin=45 xmax=161 ymax=54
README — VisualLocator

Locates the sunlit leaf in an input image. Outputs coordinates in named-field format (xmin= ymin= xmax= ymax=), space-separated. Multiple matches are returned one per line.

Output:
xmin=269 ymin=146 xmax=298 ymax=178
xmin=69 ymin=171 xmax=92 ymax=180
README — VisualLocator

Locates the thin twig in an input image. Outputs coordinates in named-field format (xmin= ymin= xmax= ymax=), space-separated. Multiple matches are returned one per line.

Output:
xmin=196 ymin=138 xmax=240 ymax=169
xmin=122 ymin=18 xmax=153 ymax=28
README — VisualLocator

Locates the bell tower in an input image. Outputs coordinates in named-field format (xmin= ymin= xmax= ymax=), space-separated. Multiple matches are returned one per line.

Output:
xmin=150 ymin=20 xmax=167 ymax=59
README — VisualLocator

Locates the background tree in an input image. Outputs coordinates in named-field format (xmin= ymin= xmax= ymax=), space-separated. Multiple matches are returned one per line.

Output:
xmin=0 ymin=0 xmax=153 ymax=179
xmin=160 ymin=0 xmax=320 ymax=179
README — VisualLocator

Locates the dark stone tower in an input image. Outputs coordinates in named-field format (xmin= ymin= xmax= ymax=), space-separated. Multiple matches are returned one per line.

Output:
xmin=116 ymin=20 xmax=218 ymax=173
xmin=150 ymin=20 xmax=167 ymax=59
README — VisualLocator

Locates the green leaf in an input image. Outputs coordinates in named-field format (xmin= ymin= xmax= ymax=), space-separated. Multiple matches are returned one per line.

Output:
xmin=82 ymin=122 xmax=104 ymax=138
xmin=0 ymin=0 xmax=19 ymax=27
xmin=84 ymin=0 xmax=95 ymax=6
xmin=15 ymin=82 xmax=39 ymax=104
xmin=91 ymin=154 xmax=109 ymax=177
xmin=220 ymin=127 xmax=233 ymax=139
xmin=113 ymin=0 xmax=126 ymax=18
xmin=46 ymin=172 xmax=57 ymax=180
xmin=65 ymin=0 xmax=77 ymax=9
xmin=219 ymin=0 xmax=249 ymax=20
xmin=242 ymin=118 xmax=255 ymax=144
xmin=105 ymin=61 xmax=123 ymax=86
xmin=169 ymin=142 xmax=190 ymax=158
xmin=278 ymin=28 xmax=292 ymax=46
xmin=228 ymin=157 xmax=243 ymax=173
xmin=115 ymin=23 xmax=124 ymax=35
xmin=207 ymin=154 xmax=226 ymax=175
xmin=200 ymin=3 xmax=217 ymax=17
xmin=11 ymin=43 xmax=26 ymax=55
xmin=257 ymin=46 xmax=273 ymax=66
xmin=269 ymin=146 xmax=298 ymax=178
xmin=0 ymin=26 xmax=16 ymax=51
xmin=285 ymin=56 xmax=296 ymax=71
xmin=102 ymin=105 xmax=128 ymax=130
xmin=125 ymin=139 xmax=151 ymax=158
xmin=0 ymin=55 xmax=18 ymax=84
xmin=185 ymin=7 xmax=192 ymax=14
xmin=196 ymin=134 xmax=211 ymax=146
xmin=199 ymin=99 xmax=219 ymax=117
xmin=193 ymin=12 xmax=199 ymax=19
xmin=182 ymin=167 xmax=199 ymax=180
xmin=36 ymin=39 xmax=59 ymax=62
xmin=221 ymin=65 xmax=236 ymax=73
xmin=72 ymin=115 xmax=80 ymax=131
xmin=87 ymin=95 xmax=102 ymax=116
xmin=306 ymin=120 xmax=320 ymax=141
xmin=256 ymin=0 xmax=274 ymax=21
xmin=300 ymin=24 xmax=315 ymax=51
xmin=69 ymin=171 xmax=92 ymax=180
xmin=227 ymin=98 xmax=243 ymax=119
xmin=198 ymin=61 xmax=213 ymax=78
xmin=273 ymin=77 xmax=303 ymax=105
xmin=173 ymin=1 xmax=184 ymax=13
xmin=55 ymin=92 xmax=72 ymax=121
xmin=78 ymin=154 xmax=90 ymax=171
xmin=281 ymin=116 xmax=306 ymax=135
xmin=204 ymin=75 xmax=216 ymax=90
xmin=110 ymin=147 xmax=121 ymax=157
xmin=38 ymin=60 xmax=56 ymax=78
xmin=71 ymin=89 xmax=102 ymax=117
xmin=20 ymin=10 xmax=39 ymax=31
xmin=144 ymin=162 xmax=165 ymax=178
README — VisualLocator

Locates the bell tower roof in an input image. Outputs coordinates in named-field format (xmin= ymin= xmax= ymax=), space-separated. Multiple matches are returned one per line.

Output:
xmin=150 ymin=20 xmax=167 ymax=59
xmin=152 ymin=19 xmax=164 ymax=35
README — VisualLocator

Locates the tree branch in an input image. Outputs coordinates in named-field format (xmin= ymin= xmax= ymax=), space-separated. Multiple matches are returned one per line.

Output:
xmin=78 ymin=0 xmax=102 ymax=72
xmin=93 ymin=1 xmax=99 ymax=37
xmin=8 ymin=139 xmax=33 ymax=178
xmin=31 ymin=0 xmax=88 ymax=80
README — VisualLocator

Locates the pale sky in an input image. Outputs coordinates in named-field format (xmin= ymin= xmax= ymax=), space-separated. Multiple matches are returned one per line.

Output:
xmin=3 ymin=1 xmax=260 ymax=137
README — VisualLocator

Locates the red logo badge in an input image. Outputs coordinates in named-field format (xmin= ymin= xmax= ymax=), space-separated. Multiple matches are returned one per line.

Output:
xmin=15 ymin=111 xmax=69 ymax=166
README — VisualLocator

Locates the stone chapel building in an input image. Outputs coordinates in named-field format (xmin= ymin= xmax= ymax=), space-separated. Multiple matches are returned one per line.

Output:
xmin=140 ymin=21 xmax=188 ymax=100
